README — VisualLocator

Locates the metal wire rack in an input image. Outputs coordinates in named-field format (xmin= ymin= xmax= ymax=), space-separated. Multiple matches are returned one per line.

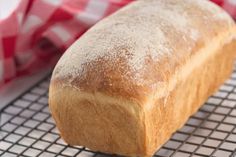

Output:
xmin=0 ymin=69 xmax=236 ymax=157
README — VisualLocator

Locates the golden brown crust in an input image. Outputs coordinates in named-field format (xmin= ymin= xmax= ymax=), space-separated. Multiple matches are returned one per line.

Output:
xmin=144 ymin=40 xmax=236 ymax=155
xmin=49 ymin=83 xmax=146 ymax=155
xmin=49 ymin=40 xmax=236 ymax=156
xmin=49 ymin=0 xmax=236 ymax=156
xmin=51 ymin=0 xmax=235 ymax=103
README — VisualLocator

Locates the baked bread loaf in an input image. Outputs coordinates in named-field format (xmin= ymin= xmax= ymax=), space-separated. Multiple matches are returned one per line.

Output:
xmin=49 ymin=0 xmax=236 ymax=156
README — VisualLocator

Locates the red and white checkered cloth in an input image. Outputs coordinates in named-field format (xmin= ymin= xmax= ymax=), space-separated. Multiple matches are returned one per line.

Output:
xmin=211 ymin=0 xmax=236 ymax=17
xmin=0 ymin=0 xmax=235 ymax=87
xmin=0 ymin=0 xmax=133 ymax=86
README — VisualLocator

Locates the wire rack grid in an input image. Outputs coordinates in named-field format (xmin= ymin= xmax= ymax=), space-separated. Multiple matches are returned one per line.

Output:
xmin=0 ymin=70 xmax=236 ymax=157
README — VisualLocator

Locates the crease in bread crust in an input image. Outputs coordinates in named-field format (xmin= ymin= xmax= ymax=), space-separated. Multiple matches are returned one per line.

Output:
xmin=142 ymin=27 xmax=236 ymax=110
xmin=143 ymin=38 xmax=236 ymax=155
xmin=51 ymin=27 xmax=236 ymax=108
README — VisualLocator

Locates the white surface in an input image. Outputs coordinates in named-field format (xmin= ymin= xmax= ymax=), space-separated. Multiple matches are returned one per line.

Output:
xmin=228 ymin=0 xmax=236 ymax=5
xmin=21 ymin=15 xmax=43 ymax=33
xmin=76 ymin=0 xmax=108 ymax=25
xmin=0 ymin=69 xmax=50 ymax=110
xmin=0 ymin=0 xmax=21 ymax=20
xmin=42 ymin=0 xmax=62 ymax=6
xmin=51 ymin=25 xmax=71 ymax=42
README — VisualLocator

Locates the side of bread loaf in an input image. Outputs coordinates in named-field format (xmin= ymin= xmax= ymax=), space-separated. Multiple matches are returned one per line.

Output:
xmin=49 ymin=0 xmax=236 ymax=156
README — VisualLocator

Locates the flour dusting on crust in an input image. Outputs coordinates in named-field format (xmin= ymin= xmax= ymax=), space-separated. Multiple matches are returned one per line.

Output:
xmin=53 ymin=0 xmax=234 ymax=87
xmin=193 ymin=0 xmax=234 ymax=24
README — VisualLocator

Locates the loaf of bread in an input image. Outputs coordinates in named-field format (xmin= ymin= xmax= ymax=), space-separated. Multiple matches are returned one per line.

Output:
xmin=49 ymin=0 xmax=236 ymax=156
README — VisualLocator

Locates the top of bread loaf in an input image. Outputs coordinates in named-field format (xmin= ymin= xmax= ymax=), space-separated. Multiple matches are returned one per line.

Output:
xmin=52 ymin=0 xmax=236 ymax=104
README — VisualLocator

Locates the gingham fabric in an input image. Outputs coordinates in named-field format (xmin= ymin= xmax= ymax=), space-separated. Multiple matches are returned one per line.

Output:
xmin=211 ymin=0 xmax=236 ymax=18
xmin=0 ymin=0 xmax=133 ymax=86
xmin=0 ymin=0 xmax=235 ymax=86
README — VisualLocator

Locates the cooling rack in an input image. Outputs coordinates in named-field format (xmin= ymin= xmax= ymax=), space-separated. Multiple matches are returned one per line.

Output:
xmin=0 ymin=70 xmax=236 ymax=157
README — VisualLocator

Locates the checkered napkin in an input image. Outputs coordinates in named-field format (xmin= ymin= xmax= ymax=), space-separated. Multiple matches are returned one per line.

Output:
xmin=0 ymin=0 xmax=132 ymax=86
xmin=211 ymin=0 xmax=236 ymax=18
xmin=0 ymin=0 xmax=235 ymax=86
